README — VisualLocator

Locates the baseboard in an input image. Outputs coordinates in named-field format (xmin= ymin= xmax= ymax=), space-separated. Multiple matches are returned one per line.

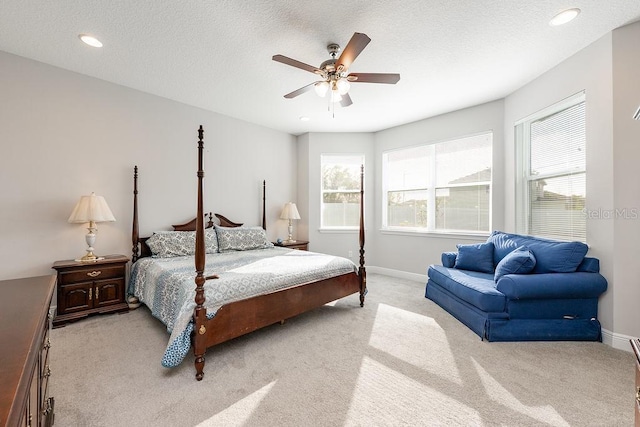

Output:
xmin=369 ymin=266 xmax=638 ymax=353
xmin=367 ymin=266 xmax=427 ymax=283
xmin=601 ymin=328 xmax=637 ymax=352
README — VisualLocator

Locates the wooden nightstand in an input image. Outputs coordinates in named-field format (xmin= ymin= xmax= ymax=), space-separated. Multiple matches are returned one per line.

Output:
xmin=274 ymin=240 xmax=309 ymax=251
xmin=52 ymin=254 xmax=129 ymax=328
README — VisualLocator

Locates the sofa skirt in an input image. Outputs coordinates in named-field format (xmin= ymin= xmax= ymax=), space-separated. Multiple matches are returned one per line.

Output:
xmin=426 ymin=280 xmax=602 ymax=342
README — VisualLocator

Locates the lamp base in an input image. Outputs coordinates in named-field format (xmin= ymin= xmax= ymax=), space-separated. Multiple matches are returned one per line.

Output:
xmin=283 ymin=239 xmax=297 ymax=244
xmin=75 ymin=251 xmax=105 ymax=263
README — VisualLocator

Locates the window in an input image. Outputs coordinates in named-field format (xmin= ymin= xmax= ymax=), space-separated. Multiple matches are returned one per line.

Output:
xmin=382 ymin=132 xmax=492 ymax=233
xmin=515 ymin=92 xmax=586 ymax=242
xmin=321 ymin=154 xmax=364 ymax=229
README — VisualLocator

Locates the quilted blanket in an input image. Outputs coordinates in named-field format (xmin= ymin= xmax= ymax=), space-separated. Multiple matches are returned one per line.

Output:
xmin=128 ymin=247 xmax=357 ymax=367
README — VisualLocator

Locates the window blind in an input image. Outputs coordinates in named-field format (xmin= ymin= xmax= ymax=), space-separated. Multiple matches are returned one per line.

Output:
xmin=521 ymin=98 xmax=586 ymax=241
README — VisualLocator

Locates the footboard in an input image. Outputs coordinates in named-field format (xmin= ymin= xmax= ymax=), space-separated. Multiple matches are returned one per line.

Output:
xmin=195 ymin=272 xmax=360 ymax=349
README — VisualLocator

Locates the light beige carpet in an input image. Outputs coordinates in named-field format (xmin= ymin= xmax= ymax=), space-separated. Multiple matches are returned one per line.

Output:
xmin=49 ymin=273 xmax=634 ymax=426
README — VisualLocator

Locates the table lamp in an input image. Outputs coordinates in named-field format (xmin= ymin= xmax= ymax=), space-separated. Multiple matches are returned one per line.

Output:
xmin=68 ymin=192 xmax=116 ymax=262
xmin=280 ymin=202 xmax=301 ymax=243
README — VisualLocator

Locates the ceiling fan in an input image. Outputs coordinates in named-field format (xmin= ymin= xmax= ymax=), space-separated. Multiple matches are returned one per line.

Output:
xmin=272 ymin=32 xmax=400 ymax=108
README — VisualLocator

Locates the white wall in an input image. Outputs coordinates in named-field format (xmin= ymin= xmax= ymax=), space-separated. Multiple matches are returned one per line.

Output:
xmin=297 ymin=132 xmax=375 ymax=263
xmin=372 ymin=100 xmax=505 ymax=276
xmin=0 ymin=51 xmax=297 ymax=281
xmin=611 ymin=21 xmax=640 ymax=340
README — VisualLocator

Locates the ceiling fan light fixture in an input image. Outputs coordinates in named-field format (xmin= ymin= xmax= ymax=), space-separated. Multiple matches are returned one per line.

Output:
xmin=336 ymin=78 xmax=350 ymax=95
xmin=330 ymin=90 xmax=342 ymax=103
xmin=314 ymin=81 xmax=329 ymax=97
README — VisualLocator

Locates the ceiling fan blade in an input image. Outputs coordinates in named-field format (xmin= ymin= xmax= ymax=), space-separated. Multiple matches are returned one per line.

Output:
xmin=284 ymin=82 xmax=317 ymax=99
xmin=273 ymin=54 xmax=320 ymax=74
xmin=340 ymin=93 xmax=353 ymax=107
xmin=349 ymin=73 xmax=400 ymax=84
xmin=335 ymin=33 xmax=371 ymax=72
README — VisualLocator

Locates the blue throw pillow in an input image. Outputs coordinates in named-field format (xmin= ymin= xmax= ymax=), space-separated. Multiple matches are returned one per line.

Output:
xmin=494 ymin=246 xmax=536 ymax=282
xmin=454 ymin=242 xmax=495 ymax=274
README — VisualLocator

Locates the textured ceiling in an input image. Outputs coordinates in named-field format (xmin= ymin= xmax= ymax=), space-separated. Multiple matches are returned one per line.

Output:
xmin=1 ymin=1 xmax=639 ymax=135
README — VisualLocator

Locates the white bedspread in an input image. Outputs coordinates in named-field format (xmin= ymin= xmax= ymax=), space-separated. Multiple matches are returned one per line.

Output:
xmin=128 ymin=247 xmax=358 ymax=367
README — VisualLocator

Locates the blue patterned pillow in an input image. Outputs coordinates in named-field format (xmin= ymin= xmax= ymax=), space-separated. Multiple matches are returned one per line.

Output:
xmin=215 ymin=226 xmax=273 ymax=252
xmin=147 ymin=230 xmax=218 ymax=258
xmin=205 ymin=229 xmax=219 ymax=254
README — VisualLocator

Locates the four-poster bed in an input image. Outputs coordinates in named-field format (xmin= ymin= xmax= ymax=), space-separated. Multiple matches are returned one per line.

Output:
xmin=129 ymin=126 xmax=367 ymax=380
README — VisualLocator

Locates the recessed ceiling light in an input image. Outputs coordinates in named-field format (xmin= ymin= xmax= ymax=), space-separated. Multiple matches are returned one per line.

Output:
xmin=78 ymin=34 xmax=103 ymax=48
xmin=549 ymin=8 xmax=580 ymax=26
xmin=299 ymin=116 xmax=310 ymax=122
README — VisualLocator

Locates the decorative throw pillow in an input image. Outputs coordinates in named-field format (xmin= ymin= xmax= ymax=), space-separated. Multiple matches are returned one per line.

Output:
xmin=147 ymin=231 xmax=196 ymax=258
xmin=494 ymin=246 xmax=537 ymax=282
xmin=454 ymin=242 xmax=495 ymax=274
xmin=215 ymin=226 xmax=273 ymax=252
xmin=147 ymin=230 xmax=219 ymax=257
xmin=205 ymin=229 xmax=219 ymax=254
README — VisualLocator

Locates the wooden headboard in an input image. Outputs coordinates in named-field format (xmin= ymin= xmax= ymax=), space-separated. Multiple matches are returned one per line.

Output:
xmin=131 ymin=166 xmax=266 ymax=263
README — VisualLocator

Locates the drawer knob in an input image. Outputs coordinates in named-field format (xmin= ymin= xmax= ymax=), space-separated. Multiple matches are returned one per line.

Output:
xmin=87 ymin=270 xmax=102 ymax=277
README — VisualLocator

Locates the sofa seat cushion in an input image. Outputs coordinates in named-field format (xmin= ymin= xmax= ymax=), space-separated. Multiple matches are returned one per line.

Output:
xmin=487 ymin=231 xmax=588 ymax=274
xmin=428 ymin=265 xmax=505 ymax=312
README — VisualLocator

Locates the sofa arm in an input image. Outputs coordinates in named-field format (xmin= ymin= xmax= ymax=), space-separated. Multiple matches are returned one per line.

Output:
xmin=442 ymin=252 xmax=457 ymax=268
xmin=577 ymin=257 xmax=600 ymax=273
xmin=496 ymin=272 xmax=608 ymax=300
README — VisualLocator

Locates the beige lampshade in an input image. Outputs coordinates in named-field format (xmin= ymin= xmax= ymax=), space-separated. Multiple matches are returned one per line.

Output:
xmin=68 ymin=192 xmax=116 ymax=223
xmin=280 ymin=202 xmax=301 ymax=220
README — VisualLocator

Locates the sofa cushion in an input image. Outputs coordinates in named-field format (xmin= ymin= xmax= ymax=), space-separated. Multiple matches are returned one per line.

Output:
xmin=454 ymin=242 xmax=494 ymax=273
xmin=494 ymin=246 xmax=536 ymax=282
xmin=428 ymin=265 xmax=505 ymax=312
xmin=487 ymin=231 xmax=588 ymax=274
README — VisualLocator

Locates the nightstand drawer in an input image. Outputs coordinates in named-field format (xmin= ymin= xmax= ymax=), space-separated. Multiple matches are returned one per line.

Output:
xmin=58 ymin=264 xmax=124 ymax=285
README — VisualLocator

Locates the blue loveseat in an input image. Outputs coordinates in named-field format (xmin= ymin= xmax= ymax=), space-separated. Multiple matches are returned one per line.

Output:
xmin=425 ymin=231 xmax=608 ymax=341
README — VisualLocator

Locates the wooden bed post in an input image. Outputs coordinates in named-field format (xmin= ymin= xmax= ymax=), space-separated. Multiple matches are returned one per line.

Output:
xmin=132 ymin=166 xmax=140 ymax=263
xmin=359 ymin=165 xmax=367 ymax=307
xmin=193 ymin=125 xmax=207 ymax=381
xmin=262 ymin=180 xmax=266 ymax=230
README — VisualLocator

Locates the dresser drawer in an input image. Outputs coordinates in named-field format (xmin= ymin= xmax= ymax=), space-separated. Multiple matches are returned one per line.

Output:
xmin=58 ymin=264 xmax=124 ymax=285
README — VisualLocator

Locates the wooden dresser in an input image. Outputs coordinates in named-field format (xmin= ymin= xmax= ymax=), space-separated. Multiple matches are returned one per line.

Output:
xmin=632 ymin=338 xmax=640 ymax=427
xmin=0 ymin=275 xmax=56 ymax=427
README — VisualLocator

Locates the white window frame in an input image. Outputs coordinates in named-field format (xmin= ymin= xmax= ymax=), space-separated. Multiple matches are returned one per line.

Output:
xmin=515 ymin=91 xmax=586 ymax=241
xmin=382 ymin=131 xmax=493 ymax=235
xmin=320 ymin=153 xmax=364 ymax=231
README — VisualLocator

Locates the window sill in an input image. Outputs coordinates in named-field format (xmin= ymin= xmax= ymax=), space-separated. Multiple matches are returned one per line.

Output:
xmin=318 ymin=228 xmax=361 ymax=234
xmin=379 ymin=228 xmax=490 ymax=240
